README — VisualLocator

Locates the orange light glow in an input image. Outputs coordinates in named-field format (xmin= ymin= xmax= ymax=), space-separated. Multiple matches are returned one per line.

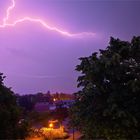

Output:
xmin=49 ymin=123 xmax=53 ymax=128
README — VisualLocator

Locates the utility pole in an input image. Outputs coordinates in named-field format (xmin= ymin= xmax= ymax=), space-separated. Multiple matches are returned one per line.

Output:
xmin=72 ymin=126 xmax=74 ymax=140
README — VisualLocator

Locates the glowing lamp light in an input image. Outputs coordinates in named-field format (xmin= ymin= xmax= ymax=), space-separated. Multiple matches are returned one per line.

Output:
xmin=49 ymin=123 xmax=53 ymax=128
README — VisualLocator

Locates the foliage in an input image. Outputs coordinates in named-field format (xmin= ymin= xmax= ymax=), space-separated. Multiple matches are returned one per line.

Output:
xmin=28 ymin=110 xmax=51 ymax=127
xmin=70 ymin=36 xmax=140 ymax=140
xmin=0 ymin=73 xmax=29 ymax=139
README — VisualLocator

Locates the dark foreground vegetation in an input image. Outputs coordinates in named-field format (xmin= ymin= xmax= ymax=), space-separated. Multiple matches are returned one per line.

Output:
xmin=0 ymin=73 xmax=29 ymax=139
xmin=0 ymin=36 xmax=140 ymax=139
xmin=70 ymin=36 xmax=140 ymax=140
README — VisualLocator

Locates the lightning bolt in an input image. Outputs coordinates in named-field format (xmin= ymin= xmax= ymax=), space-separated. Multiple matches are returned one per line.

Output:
xmin=0 ymin=0 xmax=95 ymax=38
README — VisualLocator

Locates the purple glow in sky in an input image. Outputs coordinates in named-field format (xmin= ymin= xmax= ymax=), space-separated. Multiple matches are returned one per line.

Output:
xmin=0 ymin=0 xmax=140 ymax=94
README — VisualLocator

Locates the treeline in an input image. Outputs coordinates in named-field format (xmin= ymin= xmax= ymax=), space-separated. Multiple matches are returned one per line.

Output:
xmin=16 ymin=92 xmax=74 ymax=111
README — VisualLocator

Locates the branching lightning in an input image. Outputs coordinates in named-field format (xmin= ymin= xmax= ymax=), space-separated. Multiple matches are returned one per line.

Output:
xmin=0 ymin=0 xmax=95 ymax=38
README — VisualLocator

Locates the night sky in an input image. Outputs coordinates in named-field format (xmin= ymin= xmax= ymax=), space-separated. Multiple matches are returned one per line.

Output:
xmin=0 ymin=0 xmax=140 ymax=94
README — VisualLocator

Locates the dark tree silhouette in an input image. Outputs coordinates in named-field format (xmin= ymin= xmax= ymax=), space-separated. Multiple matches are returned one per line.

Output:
xmin=70 ymin=37 xmax=140 ymax=140
xmin=0 ymin=73 xmax=28 ymax=139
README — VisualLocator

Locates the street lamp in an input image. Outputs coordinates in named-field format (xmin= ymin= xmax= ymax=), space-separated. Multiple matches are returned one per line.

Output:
xmin=49 ymin=123 xmax=53 ymax=128
xmin=72 ymin=126 xmax=75 ymax=140
xmin=49 ymin=122 xmax=53 ymax=140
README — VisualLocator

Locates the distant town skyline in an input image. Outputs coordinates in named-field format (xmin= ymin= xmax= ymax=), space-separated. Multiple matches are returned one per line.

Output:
xmin=0 ymin=0 xmax=140 ymax=94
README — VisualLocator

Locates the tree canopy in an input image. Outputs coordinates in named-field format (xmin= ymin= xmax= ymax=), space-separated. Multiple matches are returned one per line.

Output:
xmin=0 ymin=73 xmax=28 ymax=139
xmin=70 ymin=36 xmax=140 ymax=140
